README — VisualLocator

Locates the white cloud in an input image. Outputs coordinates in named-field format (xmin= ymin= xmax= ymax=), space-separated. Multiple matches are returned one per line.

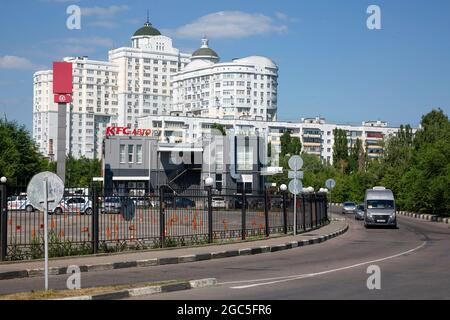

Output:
xmin=81 ymin=5 xmax=129 ymax=17
xmin=61 ymin=36 xmax=114 ymax=48
xmin=78 ymin=5 xmax=129 ymax=29
xmin=86 ymin=20 xmax=119 ymax=29
xmin=165 ymin=11 xmax=288 ymax=39
xmin=0 ymin=56 xmax=36 ymax=70
xmin=275 ymin=12 xmax=299 ymax=23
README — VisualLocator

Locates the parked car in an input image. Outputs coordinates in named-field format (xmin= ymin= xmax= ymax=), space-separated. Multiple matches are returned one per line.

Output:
xmin=102 ymin=197 xmax=122 ymax=214
xmin=7 ymin=194 xmax=35 ymax=212
xmin=150 ymin=199 xmax=160 ymax=208
xmin=53 ymin=197 xmax=93 ymax=215
xmin=165 ymin=197 xmax=196 ymax=208
xmin=355 ymin=204 xmax=365 ymax=220
xmin=211 ymin=197 xmax=226 ymax=208
xmin=132 ymin=197 xmax=151 ymax=207
xmin=233 ymin=196 xmax=249 ymax=209
xmin=342 ymin=202 xmax=357 ymax=215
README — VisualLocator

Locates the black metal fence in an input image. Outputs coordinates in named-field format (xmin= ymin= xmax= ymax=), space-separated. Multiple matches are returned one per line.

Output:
xmin=0 ymin=185 xmax=328 ymax=261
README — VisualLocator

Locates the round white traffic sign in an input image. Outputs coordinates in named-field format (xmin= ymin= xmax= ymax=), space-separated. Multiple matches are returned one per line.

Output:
xmin=288 ymin=179 xmax=303 ymax=195
xmin=27 ymin=172 xmax=65 ymax=211
xmin=326 ymin=179 xmax=336 ymax=190
xmin=288 ymin=156 xmax=303 ymax=171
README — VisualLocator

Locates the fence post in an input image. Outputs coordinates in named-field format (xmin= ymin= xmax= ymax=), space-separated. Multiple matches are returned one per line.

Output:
xmin=302 ymin=195 xmax=306 ymax=231
xmin=0 ymin=182 xmax=7 ymax=261
xmin=159 ymin=187 xmax=166 ymax=248
xmin=282 ymin=191 xmax=287 ymax=234
xmin=264 ymin=188 xmax=269 ymax=237
xmin=314 ymin=194 xmax=318 ymax=228
xmin=91 ymin=186 xmax=99 ymax=254
xmin=207 ymin=187 xmax=213 ymax=243
xmin=241 ymin=191 xmax=246 ymax=240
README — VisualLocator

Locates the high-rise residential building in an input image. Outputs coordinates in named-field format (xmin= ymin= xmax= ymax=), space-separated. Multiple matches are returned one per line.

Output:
xmin=171 ymin=38 xmax=278 ymax=121
xmin=33 ymin=57 xmax=119 ymax=160
xmin=33 ymin=20 xmax=191 ymax=160
xmin=108 ymin=20 xmax=191 ymax=127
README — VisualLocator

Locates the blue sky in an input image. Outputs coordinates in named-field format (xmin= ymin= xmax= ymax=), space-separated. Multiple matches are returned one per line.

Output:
xmin=0 ymin=0 xmax=449 ymax=129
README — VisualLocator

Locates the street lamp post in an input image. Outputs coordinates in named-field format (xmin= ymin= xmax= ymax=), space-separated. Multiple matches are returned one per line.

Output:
xmin=0 ymin=177 xmax=7 ymax=261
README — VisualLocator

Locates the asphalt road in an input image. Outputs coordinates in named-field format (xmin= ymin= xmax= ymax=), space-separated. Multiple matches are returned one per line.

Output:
xmin=1 ymin=208 xmax=449 ymax=299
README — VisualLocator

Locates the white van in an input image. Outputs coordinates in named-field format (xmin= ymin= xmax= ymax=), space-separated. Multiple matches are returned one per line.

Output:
xmin=364 ymin=187 xmax=397 ymax=229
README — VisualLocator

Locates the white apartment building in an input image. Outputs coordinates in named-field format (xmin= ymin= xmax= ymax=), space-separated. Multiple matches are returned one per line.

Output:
xmin=33 ymin=20 xmax=191 ymax=160
xmin=171 ymin=38 xmax=278 ymax=121
xmin=108 ymin=21 xmax=191 ymax=127
xmin=137 ymin=115 xmax=400 ymax=165
xmin=33 ymin=57 xmax=119 ymax=160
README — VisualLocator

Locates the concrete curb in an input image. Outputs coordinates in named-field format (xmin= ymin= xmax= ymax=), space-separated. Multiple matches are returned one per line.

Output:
xmin=397 ymin=211 xmax=449 ymax=224
xmin=57 ymin=278 xmax=217 ymax=300
xmin=0 ymin=223 xmax=349 ymax=281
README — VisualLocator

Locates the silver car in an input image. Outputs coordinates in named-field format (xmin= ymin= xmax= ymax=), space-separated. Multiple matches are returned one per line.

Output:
xmin=355 ymin=204 xmax=365 ymax=220
xmin=103 ymin=197 xmax=122 ymax=214
xmin=342 ymin=202 xmax=357 ymax=215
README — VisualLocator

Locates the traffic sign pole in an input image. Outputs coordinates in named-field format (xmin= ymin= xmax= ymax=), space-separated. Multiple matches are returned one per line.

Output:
xmin=325 ymin=179 xmax=336 ymax=221
xmin=43 ymin=179 xmax=49 ymax=291
xmin=288 ymin=156 xmax=304 ymax=237
xmin=294 ymin=181 xmax=297 ymax=236
xmin=28 ymin=172 xmax=64 ymax=291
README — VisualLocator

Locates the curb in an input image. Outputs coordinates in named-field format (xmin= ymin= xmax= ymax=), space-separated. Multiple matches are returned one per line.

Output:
xmin=397 ymin=211 xmax=449 ymax=224
xmin=57 ymin=278 xmax=217 ymax=300
xmin=0 ymin=223 xmax=349 ymax=281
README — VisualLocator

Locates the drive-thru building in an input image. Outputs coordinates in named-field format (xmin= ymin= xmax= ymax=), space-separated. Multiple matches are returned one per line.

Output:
xmin=95 ymin=127 xmax=269 ymax=195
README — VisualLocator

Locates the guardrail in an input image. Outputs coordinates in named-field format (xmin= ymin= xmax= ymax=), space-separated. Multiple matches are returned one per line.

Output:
xmin=0 ymin=186 xmax=328 ymax=261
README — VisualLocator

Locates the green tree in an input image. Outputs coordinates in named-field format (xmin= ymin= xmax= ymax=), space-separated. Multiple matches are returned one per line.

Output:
xmin=0 ymin=119 xmax=50 ymax=185
xmin=333 ymin=128 xmax=349 ymax=173
xmin=280 ymin=132 xmax=292 ymax=156
xmin=65 ymin=156 xmax=102 ymax=187
xmin=280 ymin=131 xmax=302 ymax=156
xmin=211 ymin=123 xmax=226 ymax=136
xmin=348 ymin=138 xmax=363 ymax=173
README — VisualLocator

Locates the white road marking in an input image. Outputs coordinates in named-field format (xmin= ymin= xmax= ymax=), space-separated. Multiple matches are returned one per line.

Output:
xmin=226 ymin=242 xmax=427 ymax=289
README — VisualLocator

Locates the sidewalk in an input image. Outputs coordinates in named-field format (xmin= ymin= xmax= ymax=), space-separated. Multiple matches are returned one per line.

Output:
xmin=0 ymin=218 xmax=348 ymax=281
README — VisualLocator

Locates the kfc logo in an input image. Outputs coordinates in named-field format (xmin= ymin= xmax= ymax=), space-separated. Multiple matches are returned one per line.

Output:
xmin=54 ymin=94 xmax=73 ymax=104
xmin=106 ymin=127 xmax=154 ymax=137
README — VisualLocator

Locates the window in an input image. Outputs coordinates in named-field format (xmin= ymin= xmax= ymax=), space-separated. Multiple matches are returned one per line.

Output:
xmin=236 ymin=141 xmax=253 ymax=171
xmin=237 ymin=182 xmax=252 ymax=194
xmin=119 ymin=145 xmax=126 ymax=163
xmin=128 ymin=145 xmax=134 ymax=163
xmin=215 ymin=174 xmax=223 ymax=191
xmin=136 ymin=145 xmax=143 ymax=164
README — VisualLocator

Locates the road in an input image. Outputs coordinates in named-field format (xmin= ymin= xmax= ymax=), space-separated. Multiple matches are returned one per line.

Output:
xmin=0 ymin=208 xmax=449 ymax=299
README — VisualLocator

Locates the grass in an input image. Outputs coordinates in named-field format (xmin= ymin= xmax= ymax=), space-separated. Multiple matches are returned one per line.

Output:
xmin=0 ymin=279 xmax=183 ymax=300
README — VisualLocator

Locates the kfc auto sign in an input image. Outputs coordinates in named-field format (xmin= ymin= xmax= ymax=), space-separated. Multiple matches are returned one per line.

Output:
xmin=106 ymin=127 xmax=157 ymax=137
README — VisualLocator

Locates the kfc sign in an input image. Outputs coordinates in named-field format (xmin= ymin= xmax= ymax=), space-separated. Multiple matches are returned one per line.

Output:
xmin=53 ymin=62 xmax=73 ymax=94
xmin=54 ymin=94 xmax=73 ymax=103
xmin=106 ymin=127 xmax=156 ymax=137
